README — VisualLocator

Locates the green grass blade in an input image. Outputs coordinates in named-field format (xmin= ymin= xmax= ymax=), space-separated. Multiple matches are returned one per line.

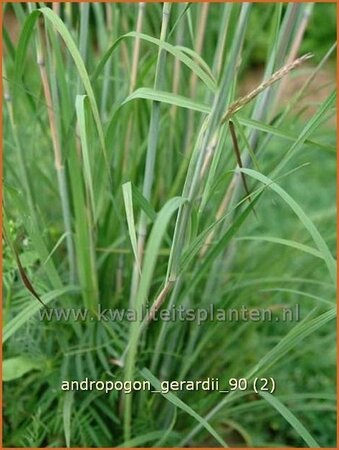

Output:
xmin=259 ymin=391 xmax=320 ymax=447
xmin=236 ymin=236 xmax=324 ymax=259
xmin=75 ymin=95 xmax=96 ymax=220
xmin=130 ymin=183 xmax=157 ymax=222
xmin=117 ymin=430 xmax=177 ymax=448
xmin=273 ymin=90 xmax=336 ymax=173
xmin=237 ymin=116 xmax=335 ymax=153
xmin=175 ymin=44 xmax=216 ymax=82
xmin=182 ymin=308 xmax=336 ymax=446
xmin=262 ymin=287 xmax=334 ymax=307
xmin=124 ymin=196 xmax=187 ymax=441
xmin=247 ymin=308 xmax=336 ymax=379
xmin=122 ymin=87 xmax=210 ymax=113
xmin=63 ymin=391 xmax=74 ymax=448
xmin=122 ymin=182 xmax=140 ymax=272
xmin=240 ymin=168 xmax=336 ymax=283
xmin=141 ymin=368 xmax=228 ymax=448
xmin=92 ymin=31 xmax=217 ymax=92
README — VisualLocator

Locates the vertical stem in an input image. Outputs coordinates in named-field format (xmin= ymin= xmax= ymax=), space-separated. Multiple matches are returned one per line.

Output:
xmin=184 ymin=3 xmax=209 ymax=154
xmin=123 ymin=2 xmax=146 ymax=174
xmin=100 ymin=3 xmax=114 ymax=120
xmin=212 ymin=3 xmax=233 ymax=79
xmin=52 ymin=3 xmax=60 ymax=16
xmin=166 ymin=3 xmax=186 ymax=195
xmin=130 ymin=2 xmax=145 ymax=94
xmin=120 ymin=13 xmax=131 ymax=79
xmin=76 ymin=3 xmax=90 ymax=94
xmin=167 ymin=3 xmax=251 ymax=282
xmin=217 ymin=4 xmax=306 ymax=225
xmin=140 ymin=3 xmax=171 ymax=201
xmin=124 ymin=4 xmax=172 ymax=441
xmin=128 ymin=2 xmax=171 ymax=308
xmin=271 ymin=4 xmax=313 ymax=117
xmin=36 ymin=24 xmax=76 ymax=284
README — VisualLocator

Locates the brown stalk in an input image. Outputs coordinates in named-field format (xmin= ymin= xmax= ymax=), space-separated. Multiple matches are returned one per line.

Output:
xmin=14 ymin=245 xmax=47 ymax=308
xmin=228 ymin=120 xmax=257 ymax=218
xmin=37 ymin=24 xmax=63 ymax=171
xmin=123 ymin=2 xmax=146 ymax=173
xmin=3 ymin=230 xmax=46 ymax=308
xmin=184 ymin=3 xmax=210 ymax=154
xmin=144 ymin=279 xmax=175 ymax=324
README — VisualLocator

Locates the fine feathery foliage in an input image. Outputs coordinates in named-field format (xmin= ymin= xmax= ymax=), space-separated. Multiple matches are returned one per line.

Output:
xmin=3 ymin=3 xmax=336 ymax=448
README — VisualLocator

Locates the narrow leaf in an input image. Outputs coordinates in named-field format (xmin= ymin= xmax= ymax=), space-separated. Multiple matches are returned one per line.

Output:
xmin=141 ymin=368 xmax=228 ymax=448
xmin=122 ymin=182 xmax=140 ymax=271
xmin=260 ymin=391 xmax=320 ymax=447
